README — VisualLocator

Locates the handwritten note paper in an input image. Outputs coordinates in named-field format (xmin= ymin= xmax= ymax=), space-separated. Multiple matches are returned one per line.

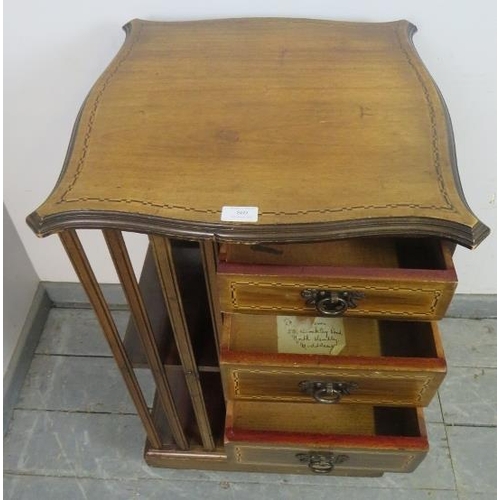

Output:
xmin=277 ymin=316 xmax=346 ymax=355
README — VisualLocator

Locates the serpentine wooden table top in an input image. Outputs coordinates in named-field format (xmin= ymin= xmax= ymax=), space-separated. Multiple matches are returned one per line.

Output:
xmin=28 ymin=18 xmax=488 ymax=247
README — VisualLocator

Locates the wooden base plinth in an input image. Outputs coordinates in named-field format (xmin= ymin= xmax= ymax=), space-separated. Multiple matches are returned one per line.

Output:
xmin=143 ymin=441 xmax=383 ymax=476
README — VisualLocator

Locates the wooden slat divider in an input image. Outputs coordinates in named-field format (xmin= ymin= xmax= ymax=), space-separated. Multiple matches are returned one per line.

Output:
xmin=150 ymin=235 xmax=216 ymax=451
xmin=59 ymin=229 xmax=162 ymax=449
xmin=200 ymin=239 xmax=223 ymax=352
xmin=102 ymin=229 xmax=189 ymax=450
xmin=123 ymin=243 xmax=176 ymax=367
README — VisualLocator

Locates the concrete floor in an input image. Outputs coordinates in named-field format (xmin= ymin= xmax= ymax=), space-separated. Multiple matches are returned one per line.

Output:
xmin=4 ymin=308 xmax=497 ymax=499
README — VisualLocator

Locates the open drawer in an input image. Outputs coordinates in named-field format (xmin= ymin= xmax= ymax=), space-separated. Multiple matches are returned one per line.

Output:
xmin=225 ymin=401 xmax=428 ymax=475
xmin=217 ymin=238 xmax=457 ymax=320
xmin=220 ymin=314 xmax=446 ymax=406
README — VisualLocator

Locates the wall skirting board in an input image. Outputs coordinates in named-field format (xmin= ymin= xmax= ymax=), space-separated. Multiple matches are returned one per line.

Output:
xmin=445 ymin=294 xmax=497 ymax=319
xmin=3 ymin=284 xmax=52 ymax=434
xmin=4 ymin=281 xmax=496 ymax=431
xmin=42 ymin=282 xmax=128 ymax=310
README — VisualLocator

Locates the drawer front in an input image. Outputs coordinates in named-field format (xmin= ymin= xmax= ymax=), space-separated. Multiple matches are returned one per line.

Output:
xmin=217 ymin=273 xmax=456 ymax=320
xmin=225 ymin=401 xmax=428 ymax=474
xmin=220 ymin=315 xmax=446 ymax=406
xmin=227 ymin=443 xmax=426 ymax=474
xmin=222 ymin=366 xmax=445 ymax=407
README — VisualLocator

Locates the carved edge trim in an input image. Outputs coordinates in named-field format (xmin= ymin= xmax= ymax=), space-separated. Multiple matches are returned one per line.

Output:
xmin=26 ymin=210 xmax=490 ymax=249
xmin=26 ymin=19 xmax=490 ymax=247
xmin=396 ymin=21 xmax=490 ymax=246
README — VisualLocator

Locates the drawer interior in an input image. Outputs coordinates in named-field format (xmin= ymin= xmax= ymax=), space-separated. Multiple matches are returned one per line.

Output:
xmin=228 ymin=401 xmax=422 ymax=438
xmin=224 ymin=314 xmax=440 ymax=359
xmin=219 ymin=237 xmax=452 ymax=270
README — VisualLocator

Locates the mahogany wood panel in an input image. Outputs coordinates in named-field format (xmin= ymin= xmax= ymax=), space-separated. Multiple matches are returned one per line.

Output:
xmin=27 ymin=18 xmax=488 ymax=248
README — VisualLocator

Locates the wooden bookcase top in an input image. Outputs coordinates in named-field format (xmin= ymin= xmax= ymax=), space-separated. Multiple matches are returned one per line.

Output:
xmin=28 ymin=18 xmax=488 ymax=247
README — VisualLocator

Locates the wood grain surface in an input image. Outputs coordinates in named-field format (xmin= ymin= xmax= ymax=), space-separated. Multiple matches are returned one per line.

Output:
xmin=27 ymin=18 xmax=488 ymax=248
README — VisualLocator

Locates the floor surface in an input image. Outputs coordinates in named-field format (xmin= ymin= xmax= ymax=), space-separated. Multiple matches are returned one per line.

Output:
xmin=4 ymin=308 xmax=497 ymax=500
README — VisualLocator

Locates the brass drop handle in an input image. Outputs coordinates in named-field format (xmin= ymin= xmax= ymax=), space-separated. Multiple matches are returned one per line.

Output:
xmin=298 ymin=381 xmax=358 ymax=404
xmin=296 ymin=452 xmax=349 ymax=473
xmin=315 ymin=384 xmax=342 ymax=403
xmin=301 ymin=289 xmax=364 ymax=316
xmin=317 ymin=294 xmax=348 ymax=316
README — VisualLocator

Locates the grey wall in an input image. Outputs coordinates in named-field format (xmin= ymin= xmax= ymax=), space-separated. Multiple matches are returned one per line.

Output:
xmin=4 ymin=205 xmax=39 ymax=375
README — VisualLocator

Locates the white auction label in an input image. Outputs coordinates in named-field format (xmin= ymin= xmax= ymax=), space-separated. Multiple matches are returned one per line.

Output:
xmin=221 ymin=206 xmax=259 ymax=222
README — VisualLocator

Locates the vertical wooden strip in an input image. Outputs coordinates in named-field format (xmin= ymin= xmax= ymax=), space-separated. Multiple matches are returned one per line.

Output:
xmin=150 ymin=235 xmax=216 ymax=451
xmin=200 ymin=239 xmax=223 ymax=352
xmin=59 ymin=230 xmax=162 ymax=449
xmin=102 ymin=229 xmax=189 ymax=450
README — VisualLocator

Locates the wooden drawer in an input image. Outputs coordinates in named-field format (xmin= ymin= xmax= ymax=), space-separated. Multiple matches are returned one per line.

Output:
xmin=225 ymin=401 xmax=428 ymax=474
xmin=220 ymin=314 xmax=446 ymax=406
xmin=217 ymin=238 xmax=457 ymax=320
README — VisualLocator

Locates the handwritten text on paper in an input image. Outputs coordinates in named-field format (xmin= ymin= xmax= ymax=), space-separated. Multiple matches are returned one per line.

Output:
xmin=276 ymin=316 xmax=346 ymax=355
